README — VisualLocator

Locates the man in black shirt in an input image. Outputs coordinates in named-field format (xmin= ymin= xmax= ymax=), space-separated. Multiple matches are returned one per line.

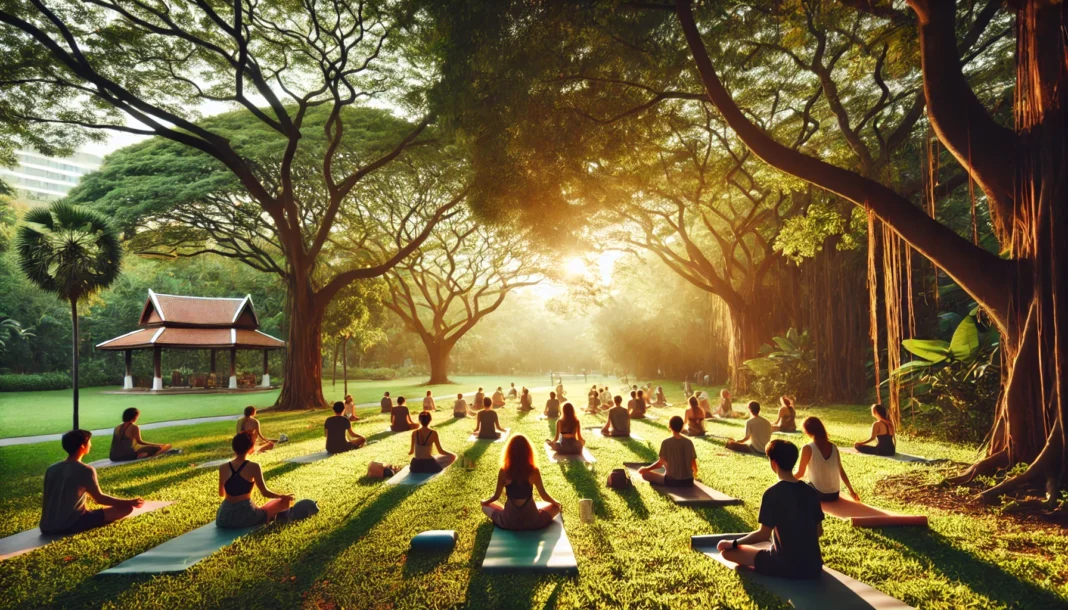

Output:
xmin=325 ymin=402 xmax=366 ymax=453
xmin=716 ymin=439 xmax=824 ymax=579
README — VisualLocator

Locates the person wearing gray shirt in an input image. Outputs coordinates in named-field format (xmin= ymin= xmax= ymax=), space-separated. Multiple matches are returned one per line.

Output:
xmin=726 ymin=401 xmax=773 ymax=455
xmin=601 ymin=395 xmax=631 ymax=437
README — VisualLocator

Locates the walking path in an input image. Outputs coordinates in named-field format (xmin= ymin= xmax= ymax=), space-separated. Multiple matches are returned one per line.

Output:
xmin=0 ymin=383 xmax=587 ymax=447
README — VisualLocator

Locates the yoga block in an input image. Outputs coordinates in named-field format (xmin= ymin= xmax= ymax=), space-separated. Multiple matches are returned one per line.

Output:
xmin=410 ymin=530 xmax=457 ymax=553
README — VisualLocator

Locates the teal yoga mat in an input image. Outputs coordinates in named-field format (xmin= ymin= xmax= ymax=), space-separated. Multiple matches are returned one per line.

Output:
xmin=385 ymin=454 xmax=456 ymax=486
xmin=622 ymin=463 xmax=741 ymax=507
xmin=0 ymin=501 xmax=173 ymax=561
xmin=691 ymin=534 xmax=913 ymax=610
xmin=100 ymin=522 xmax=259 ymax=574
xmin=481 ymin=515 xmax=577 ymax=574
xmin=88 ymin=448 xmax=183 ymax=469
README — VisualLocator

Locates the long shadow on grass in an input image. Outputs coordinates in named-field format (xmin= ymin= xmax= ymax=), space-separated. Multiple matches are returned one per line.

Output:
xmin=559 ymin=462 xmax=611 ymax=519
xmin=873 ymin=528 xmax=1068 ymax=608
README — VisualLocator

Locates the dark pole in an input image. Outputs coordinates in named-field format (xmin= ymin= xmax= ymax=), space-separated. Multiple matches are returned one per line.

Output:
xmin=71 ymin=298 xmax=79 ymax=430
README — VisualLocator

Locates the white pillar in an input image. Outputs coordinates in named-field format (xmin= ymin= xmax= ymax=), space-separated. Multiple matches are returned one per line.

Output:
xmin=229 ymin=376 xmax=238 ymax=390
xmin=260 ymin=374 xmax=270 ymax=388
xmin=124 ymin=375 xmax=134 ymax=390
xmin=152 ymin=377 xmax=163 ymax=391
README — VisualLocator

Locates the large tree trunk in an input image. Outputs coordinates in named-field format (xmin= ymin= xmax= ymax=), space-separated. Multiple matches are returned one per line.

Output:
xmin=726 ymin=303 xmax=766 ymax=393
xmin=426 ymin=339 xmax=453 ymax=385
xmin=275 ymin=273 xmax=328 ymax=410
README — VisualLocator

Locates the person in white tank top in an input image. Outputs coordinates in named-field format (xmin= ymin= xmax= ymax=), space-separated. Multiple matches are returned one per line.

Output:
xmin=794 ymin=416 xmax=860 ymax=503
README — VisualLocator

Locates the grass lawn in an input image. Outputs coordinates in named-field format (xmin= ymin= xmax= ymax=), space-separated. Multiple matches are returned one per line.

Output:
xmin=0 ymin=374 xmax=580 ymax=438
xmin=0 ymin=381 xmax=1064 ymax=609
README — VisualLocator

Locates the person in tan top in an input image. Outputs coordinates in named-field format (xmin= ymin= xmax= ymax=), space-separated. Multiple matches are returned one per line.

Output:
xmin=474 ymin=397 xmax=508 ymax=439
xmin=492 ymin=387 xmax=506 ymax=408
xmin=600 ymin=395 xmax=631 ymax=437
xmin=422 ymin=390 xmax=438 ymax=412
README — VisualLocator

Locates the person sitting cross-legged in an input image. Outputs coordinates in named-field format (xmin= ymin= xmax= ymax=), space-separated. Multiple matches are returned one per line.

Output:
xmin=725 ymin=401 xmax=772 ymax=455
xmin=109 ymin=408 xmax=172 ymax=462
xmin=715 ymin=389 xmax=736 ymax=418
xmin=586 ymin=387 xmax=600 ymax=414
xmin=795 ymin=416 xmax=860 ymax=503
xmin=507 ymin=383 xmax=518 ymax=399
xmin=453 ymin=393 xmax=472 ymax=418
xmin=492 ymin=387 xmax=506 ymax=408
xmin=342 ymin=394 xmax=361 ymax=421
xmin=771 ymin=396 xmax=797 ymax=432
xmin=853 ymin=404 xmax=897 ymax=456
xmin=481 ymin=434 xmax=562 ymax=530
xmin=217 ymin=432 xmax=294 ymax=528
xmin=422 ymin=390 xmax=438 ymax=412
xmin=653 ymin=386 xmax=668 ymax=406
xmin=326 ymin=401 xmax=366 ymax=453
xmin=683 ymin=396 xmax=707 ymax=436
xmin=380 ymin=392 xmax=393 ymax=414
xmin=409 ymin=411 xmax=455 ymax=473
xmin=716 ymin=439 xmax=824 ymax=580
xmin=697 ymin=392 xmax=713 ymax=417
xmin=519 ymin=387 xmax=533 ymax=411
xmin=638 ymin=415 xmax=697 ymax=486
xmin=236 ymin=406 xmax=277 ymax=453
xmin=600 ymin=395 xmax=631 ymax=437
xmin=391 ymin=396 xmax=420 ymax=432
xmin=543 ymin=391 xmax=561 ymax=418
xmin=546 ymin=403 xmax=585 ymax=454
xmin=473 ymin=388 xmax=486 ymax=412
xmin=474 ymin=397 xmax=508 ymax=439
xmin=40 ymin=430 xmax=145 ymax=536
xmin=629 ymin=390 xmax=648 ymax=419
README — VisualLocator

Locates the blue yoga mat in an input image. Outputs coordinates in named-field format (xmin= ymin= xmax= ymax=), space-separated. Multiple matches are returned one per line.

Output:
xmin=100 ymin=522 xmax=259 ymax=574
xmin=385 ymin=455 xmax=456 ymax=486
xmin=481 ymin=514 xmax=577 ymax=574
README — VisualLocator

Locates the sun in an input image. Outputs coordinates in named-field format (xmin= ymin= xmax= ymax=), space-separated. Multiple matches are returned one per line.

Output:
xmin=564 ymin=257 xmax=588 ymax=277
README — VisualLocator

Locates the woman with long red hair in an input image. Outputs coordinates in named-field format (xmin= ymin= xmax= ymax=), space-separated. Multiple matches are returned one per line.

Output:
xmin=481 ymin=434 xmax=562 ymax=530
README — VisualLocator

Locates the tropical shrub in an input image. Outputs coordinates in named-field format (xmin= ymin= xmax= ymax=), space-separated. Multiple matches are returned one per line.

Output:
xmin=743 ymin=328 xmax=816 ymax=401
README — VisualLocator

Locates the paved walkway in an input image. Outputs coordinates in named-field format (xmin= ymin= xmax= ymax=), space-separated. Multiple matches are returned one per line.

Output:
xmin=0 ymin=383 xmax=578 ymax=448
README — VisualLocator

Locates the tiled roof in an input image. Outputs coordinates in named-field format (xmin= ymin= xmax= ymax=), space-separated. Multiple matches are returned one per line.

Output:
xmin=97 ymin=327 xmax=284 ymax=350
xmin=139 ymin=290 xmax=259 ymax=328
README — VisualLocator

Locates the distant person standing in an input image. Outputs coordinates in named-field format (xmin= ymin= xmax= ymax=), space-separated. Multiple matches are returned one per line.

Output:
xmin=380 ymin=392 xmax=393 ymax=414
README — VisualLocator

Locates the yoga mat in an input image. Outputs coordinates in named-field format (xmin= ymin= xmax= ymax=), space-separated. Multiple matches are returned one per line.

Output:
xmin=481 ymin=514 xmax=577 ymax=575
xmin=586 ymin=428 xmax=643 ymax=441
xmin=543 ymin=444 xmax=596 ymax=463
xmin=100 ymin=521 xmax=259 ymax=574
xmin=842 ymin=448 xmax=945 ymax=464
xmin=775 ymin=429 xmax=802 ymax=435
xmin=821 ymin=497 xmax=928 ymax=528
xmin=468 ymin=428 xmax=511 ymax=443
xmin=0 ymin=501 xmax=173 ymax=561
xmin=622 ymin=463 xmax=741 ymax=507
xmin=194 ymin=458 xmax=231 ymax=469
xmin=537 ymin=415 xmax=559 ymax=421
xmin=285 ymin=450 xmax=335 ymax=464
xmin=691 ymin=534 xmax=914 ymax=610
xmin=88 ymin=448 xmax=183 ymax=469
xmin=385 ymin=454 xmax=456 ymax=486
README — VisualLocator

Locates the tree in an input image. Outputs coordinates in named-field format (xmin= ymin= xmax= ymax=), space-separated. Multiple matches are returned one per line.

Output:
xmin=322 ymin=280 xmax=384 ymax=395
xmin=0 ymin=0 xmax=459 ymax=409
xmin=15 ymin=202 xmax=121 ymax=429
xmin=381 ymin=211 xmax=542 ymax=383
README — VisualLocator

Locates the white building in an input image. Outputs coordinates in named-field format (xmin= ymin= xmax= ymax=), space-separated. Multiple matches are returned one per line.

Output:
xmin=0 ymin=149 xmax=102 ymax=207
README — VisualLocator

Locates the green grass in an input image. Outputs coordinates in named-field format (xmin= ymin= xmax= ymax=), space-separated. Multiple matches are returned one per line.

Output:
xmin=0 ymin=381 xmax=1064 ymax=609
xmin=0 ymin=374 xmax=563 ymax=438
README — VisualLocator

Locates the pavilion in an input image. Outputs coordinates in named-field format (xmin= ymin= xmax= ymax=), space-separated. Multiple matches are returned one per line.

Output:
xmin=96 ymin=290 xmax=285 ymax=391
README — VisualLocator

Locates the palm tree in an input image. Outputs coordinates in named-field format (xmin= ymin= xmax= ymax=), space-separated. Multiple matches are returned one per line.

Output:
xmin=16 ymin=202 xmax=122 ymax=429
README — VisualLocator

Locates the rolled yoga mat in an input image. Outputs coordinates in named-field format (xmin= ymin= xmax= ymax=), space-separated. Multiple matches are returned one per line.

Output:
xmin=481 ymin=514 xmax=577 ymax=575
xmin=0 ymin=501 xmax=173 ymax=561
xmin=100 ymin=521 xmax=260 ymax=574
xmin=622 ymin=463 xmax=741 ymax=507
xmin=691 ymin=533 xmax=914 ymax=610
xmin=841 ymin=447 xmax=946 ymax=464
xmin=385 ymin=454 xmax=456 ymax=486
xmin=585 ymin=428 xmax=643 ymax=441
xmin=468 ymin=428 xmax=511 ymax=443
xmin=88 ymin=448 xmax=183 ymax=469
xmin=410 ymin=530 xmax=457 ymax=553
xmin=543 ymin=444 xmax=596 ymax=463
xmin=821 ymin=497 xmax=928 ymax=528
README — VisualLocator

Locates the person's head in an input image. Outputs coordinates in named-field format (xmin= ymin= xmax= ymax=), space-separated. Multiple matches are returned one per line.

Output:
xmin=802 ymin=416 xmax=829 ymax=443
xmin=748 ymin=401 xmax=761 ymax=416
xmin=668 ymin=415 xmax=684 ymax=434
xmin=614 ymin=395 xmax=622 ymax=406
xmin=397 ymin=396 xmax=406 ymax=406
xmin=483 ymin=397 xmax=492 ymax=409
xmin=632 ymin=384 xmax=637 ymax=390
xmin=384 ymin=391 xmax=390 ymax=397
xmin=780 ymin=396 xmax=794 ymax=410
xmin=426 ymin=390 xmax=432 ymax=397
xmin=562 ymin=402 xmax=577 ymax=423
xmin=502 ymin=434 xmax=537 ymax=481
xmin=332 ymin=401 xmax=344 ymax=414
xmin=721 ymin=389 xmax=730 ymax=399
xmin=418 ymin=411 xmax=432 ymax=427
xmin=232 ymin=431 xmax=254 ymax=457
xmin=121 ymin=408 xmax=139 ymax=423
xmin=630 ymin=390 xmax=636 ymax=398
xmin=766 ymin=439 xmax=799 ymax=474
xmin=550 ymin=391 xmax=556 ymax=399
xmin=61 ymin=429 xmax=92 ymax=457
xmin=688 ymin=395 xmax=699 ymax=410
xmin=656 ymin=386 xmax=663 ymax=392
xmin=510 ymin=383 xmax=515 ymax=388
xmin=243 ymin=406 xmax=256 ymax=418
xmin=871 ymin=403 xmax=890 ymax=422
xmin=497 ymin=387 xmax=502 ymax=391
xmin=637 ymin=390 xmax=644 ymax=398
xmin=522 ymin=388 xmax=529 ymax=395
xmin=457 ymin=393 xmax=463 ymax=399
xmin=478 ymin=387 xmax=483 ymax=392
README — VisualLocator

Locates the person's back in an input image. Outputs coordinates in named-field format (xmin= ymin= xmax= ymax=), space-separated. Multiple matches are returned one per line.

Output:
xmin=477 ymin=409 xmax=501 ymax=439
xmin=545 ymin=397 xmax=560 ymax=417
xmin=325 ymin=415 xmax=352 ymax=453
xmin=607 ymin=404 xmax=630 ymax=436
xmin=40 ymin=460 xmax=96 ymax=534
xmin=659 ymin=435 xmax=697 ymax=483
xmin=453 ymin=397 xmax=468 ymax=417
xmin=474 ymin=390 xmax=485 ymax=410
xmin=760 ymin=479 xmax=823 ymax=579
xmin=109 ymin=422 xmax=137 ymax=461
xmin=391 ymin=405 xmax=412 ymax=431
xmin=520 ymin=391 xmax=532 ymax=410
xmin=747 ymin=415 xmax=772 ymax=453
xmin=412 ymin=428 xmax=436 ymax=459
xmin=805 ymin=441 xmax=841 ymax=496
xmin=380 ymin=394 xmax=393 ymax=413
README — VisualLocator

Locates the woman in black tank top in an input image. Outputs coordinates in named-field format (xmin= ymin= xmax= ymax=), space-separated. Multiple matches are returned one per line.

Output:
xmin=409 ymin=412 xmax=455 ymax=473
xmin=217 ymin=433 xmax=294 ymax=529
xmin=481 ymin=435 xmax=561 ymax=530
xmin=109 ymin=408 xmax=171 ymax=461
xmin=854 ymin=404 xmax=897 ymax=456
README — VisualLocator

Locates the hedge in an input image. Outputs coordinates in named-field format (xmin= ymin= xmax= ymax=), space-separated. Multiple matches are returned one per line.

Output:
xmin=0 ymin=369 xmax=121 ymax=392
